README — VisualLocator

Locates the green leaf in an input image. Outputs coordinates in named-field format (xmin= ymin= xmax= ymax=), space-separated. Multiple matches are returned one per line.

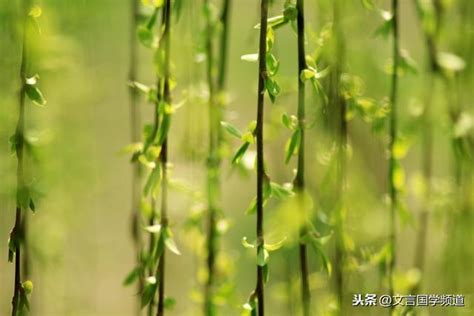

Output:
xmin=304 ymin=234 xmax=332 ymax=275
xmin=270 ymin=182 xmax=294 ymax=199
xmin=143 ymin=165 xmax=161 ymax=196
xmin=144 ymin=224 xmax=162 ymax=234
xmin=266 ymin=53 xmax=279 ymax=76
xmin=283 ymin=4 xmax=297 ymax=21
xmin=22 ymin=280 xmax=33 ymax=295
xmin=241 ymin=54 xmax=258 ymax=62
xmin=17 ymin=185 xmax=30 ymax=209
xmin=163 ymin=228 xmax=181 ymax=255
xmin=137 ymin=25 xmax=155 ymax=48
xmin=264 ymin=237 xmax=286 ymax=251
xmin=374 ymin=11 xmax=393 ymax=39
xmin=285 ymin=128 xmax=301 ymax=164
xmin=123 ymin=266 xmax=141 ymax=286
xmin=141 ymin=282 xmax=158 ymax=308
xmin=25 ymin=83 xmax=46 ymax=106
xmin=254 ymin=15 xmax=289 ymax=30
xmin=361 ymin=0 xmax=375 ymax=10
xmin=257 ymin=247 xmax=269 ymax=267
xmin=18 ymin=290 xmax=30 ymax=313
xmin=29 ymin=198 xmax=36 ymax=213
xmin=221 ymin=121 xmax=242 ymax=138
xmin=265 ymin=77 xmax=280 ymax=100
xmin=232 ymin=142 xmax=250 ymax=164
xmin=242 ymin=237 xmax=255 ymax=249
xmin=263 ymin=263 xmax=269 ymax=284
xmin=300 ymin=69 xmax=315 ymax=82
xmin=164 ymin=297 xmax=176 ymax=310
xmin=437 ymin=52 xmax=466 ymax=72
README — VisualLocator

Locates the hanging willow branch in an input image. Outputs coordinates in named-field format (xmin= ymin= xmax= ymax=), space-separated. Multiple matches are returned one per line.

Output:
xmin=10 ymin=0 xmax=45 ymax=314
xmin=255 ymin=0 xmax=269 ymax=315
xmin=387 ymin=0 xmax=400 ymax=300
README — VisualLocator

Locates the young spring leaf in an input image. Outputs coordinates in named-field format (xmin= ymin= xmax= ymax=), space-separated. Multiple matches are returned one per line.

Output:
xmin=270 ymin=182 xmax=294 ymax=199
xmin=303 ymin=234 xmax=332 ymax=275
xmin=143 ymin=165 xmax=161 ymax=196
xmin=265 ymin=77 xmax=280 ymax=102
xmin=221 ymin=121 xmax=243 ymax=138
xmin=242 ymin=237 xmax=256 ymax=249
xmin=123 ymin=266 xmax=142 ymax=286
xmin=232 ymin=142 xmax=250 ymax=164
xmin=266 ymin=53 xmax=279 ymax=76
xmin=241 ymin=54 xmax=259 ymax=62
xmin=25 ymin=83 xmax=46 ymax=106
xmin=137 ymin=25 xmax=155 ymax=48
xmin=164 ymin=297 xmax=176 ymax=310
xmin=163 ymin=227 xmax=181 ymax=255
xmin=264 ymin=237 xmax=286 ymax=251
xmin=22 ymin=280 xmax=34 ymax=295
xmin=257 ymin=247 xmax=269 ymax=267
xmin=285 ymin=128 xmax=301 ymax=164
xmin=141 ymin=282 xmax=158 ymax=308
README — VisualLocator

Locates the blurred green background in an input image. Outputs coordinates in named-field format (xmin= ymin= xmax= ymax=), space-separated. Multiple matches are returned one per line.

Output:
xmin=0 ymin=0 xmax=472 ymax=315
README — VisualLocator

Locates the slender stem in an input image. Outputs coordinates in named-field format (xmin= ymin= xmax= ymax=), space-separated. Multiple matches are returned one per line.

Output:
xmin=412 ymin=0 xmax=442 ymax=291
xmin=294 ymin=1 xmax=310 ymax=315
xmin=129 ymin=0 xmax=143 ymax=312
xmin=203 ymin=0 xmax=218 ymax=313
xmin=11 ymin=1 xmax=30 ymax=314
xmin=256 ymin=0 xmax=268 ymax=315
xmin=332 ymin=0 xmax=346 ymax=312
xmin=388 ymin=0 xmax=399 ymax=301
xmin=156 ymin=1 xmax=171 ymax=315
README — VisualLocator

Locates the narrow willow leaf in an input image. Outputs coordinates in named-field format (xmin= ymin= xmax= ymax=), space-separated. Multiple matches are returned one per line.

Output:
xmin=270 ymin=182 xmax=294 ymax=199
xmin=143 ymin=165 xmax=161 ymax=196
xmin=242 ymin=237 xmax=255 ymax=249
xmin=25 ymin=84 xmax=46 ymax=106
xmin=437 ymin=52 xmax=466 ymax=72
xmin=221 ymin=121 xmax=242 ymax=138
xmin=144 ymin=224 xmax=162 ymax=233
xmin=141 ymin=282 xmax=158 ymax=308
xmin=263 ymin=263 xmax=269 ymax=283
xmin=254 ymin=15 xmax=289 ymax=30
xmin=305 ymin=234 xmax=332 ymax=275
xmin=163 ymin=228 xmax=181 ymax=255
xmin=241 ymin=54 xmax=259 ymax=62
xmin=164 ymin=297 xmax=176 ymax=310
xmin=137 ymin=25 xmax=155 ymax=48
xmin=283 ymin=4 xmax=297 ymax=21
xmin=123 ymin=266 xmax=141 ymax=286
xmin=264 ymin=237 xmax=286 ymax=251
xmin=285 ymin=128 xmax=301 ymax=164
xmin=257 ymin=247 xmax=269 ymax=267
xmin=232 ymin=142 xmax=250 ymax=164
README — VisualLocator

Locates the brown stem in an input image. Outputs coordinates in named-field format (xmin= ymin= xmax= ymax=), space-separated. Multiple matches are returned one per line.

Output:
xmin=294 ymin=0 xmax=310 ymax=315
xmin=156 ymin=1 xmax=171 ymax=315
xmin=11 ymin=1 xmax=30 ymax=314
xmin=256 ymin=0 xmax=268 ymax=315
xmin=388 ymin=0 xmax=399 ymax=302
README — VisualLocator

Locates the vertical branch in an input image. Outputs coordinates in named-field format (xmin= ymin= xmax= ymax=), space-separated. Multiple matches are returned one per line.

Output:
xmin=203 ymin=0 xmax=218 ymax=314
xmin=156 ymin=1 xmax=171 ymax=315
xmin=412 ymin=0 xmax=442 ymax=289
xmin=256 ymin=1 xmax=269 ymax=315
xmin=129 ymin=0 xmax=143 ymax=312
xmin=11 ymin=1 xmax=30 ymax=314
xmin=332 ymin=0 xmax=346 ymax=311
xmin=294 ymin=0 xmax=310 ymax=315
xmin=204 ymin=1 xmax=232 ymax=313
xmin=388 ymin=0 xmax=399 ymax=300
